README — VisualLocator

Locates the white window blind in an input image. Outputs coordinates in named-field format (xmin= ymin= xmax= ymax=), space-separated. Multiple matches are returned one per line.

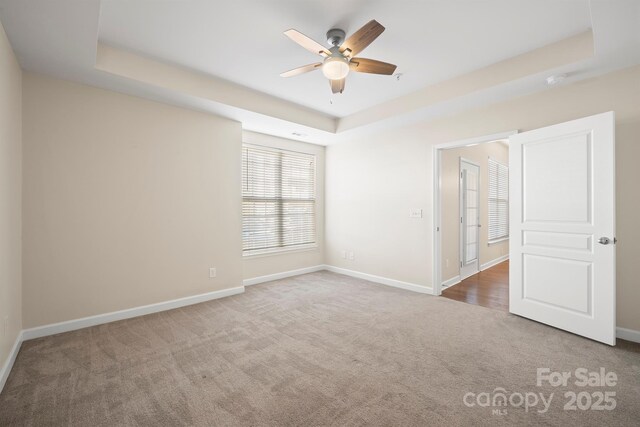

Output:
xmin=242 ymin=144 xmax=316 ymax=255
xmin=488 ymin=158 xmax=509 ymax=242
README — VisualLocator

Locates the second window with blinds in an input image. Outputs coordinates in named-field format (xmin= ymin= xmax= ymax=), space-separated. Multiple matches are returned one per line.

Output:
xmin=488 ymin=157 xmax=509 ymax=243
xmin=242 ymin=144 xmax=316 ymax=255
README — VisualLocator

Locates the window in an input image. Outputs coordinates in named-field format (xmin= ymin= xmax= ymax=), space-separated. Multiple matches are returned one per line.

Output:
xmin=242 ymin=144 xmax=316 ymax=255
xmin=488 ymin=157 xmax=509 ymax=243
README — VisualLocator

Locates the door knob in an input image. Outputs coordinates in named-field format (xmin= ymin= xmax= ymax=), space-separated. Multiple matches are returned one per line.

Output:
xmin=598 ymin=237 xmax=612 ymax=245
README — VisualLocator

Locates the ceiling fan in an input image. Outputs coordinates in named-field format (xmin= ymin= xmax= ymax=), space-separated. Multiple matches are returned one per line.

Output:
xmin=280 ymin=20 xmax=397 ymax=94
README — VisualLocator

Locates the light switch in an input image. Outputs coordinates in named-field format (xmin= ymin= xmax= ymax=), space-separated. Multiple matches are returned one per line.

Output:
xmin=409 ymin=209 xmax=423 ymax=218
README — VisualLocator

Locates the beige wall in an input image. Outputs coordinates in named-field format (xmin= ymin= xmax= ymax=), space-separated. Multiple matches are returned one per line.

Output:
xmin=326 ymin=64 xmax=640 ymax=331
xmin=8 ymin=41 xmax=640 ymax=339
xmin=0 ymin=22 xmax=22 ymax=369
xmin=441 ymin=142 xmax=509 ymax=281
xmin=22 ymin=73 xmax=243 ymax=328
xmin=241 ymin=131 xmax=325 ymax=280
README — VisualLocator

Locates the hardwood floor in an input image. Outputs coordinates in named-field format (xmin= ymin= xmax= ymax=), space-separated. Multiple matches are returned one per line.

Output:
xmin=441 ymin=260 xmax=509 ymax=312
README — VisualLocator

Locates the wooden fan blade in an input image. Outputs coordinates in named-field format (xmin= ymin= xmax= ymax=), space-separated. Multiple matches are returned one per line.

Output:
xmin=340 ymin=20 xmax=385 ymax=57
xmin=349 ymin=58 xmax=397 ymax=75
xmin=280 ymin=63 xmax=322 ymax=77
xmin=284 ymin=29 xmax=330 ymax=57
xmin=330 ymin=78 xmax=345 ymax=94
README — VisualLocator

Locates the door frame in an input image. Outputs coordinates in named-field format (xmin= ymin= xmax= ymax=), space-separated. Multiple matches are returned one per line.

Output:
xmin=432 ymin=130 xmax=518 ymax=296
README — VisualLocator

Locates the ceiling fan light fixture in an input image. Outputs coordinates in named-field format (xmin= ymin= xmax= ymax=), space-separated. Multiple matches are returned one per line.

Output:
xmin=281 ymin=20 xmax=395 ymax=94
xmin=322 ymin=55 xmax=350 ymax=80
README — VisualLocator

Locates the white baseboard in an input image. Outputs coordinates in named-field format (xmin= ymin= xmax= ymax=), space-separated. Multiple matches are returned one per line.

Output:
xmin=22 ymin=286 xmax=245 ymax=341
xmin=243 ymin=265 xmax=325 ymax=286
xmin=616 ymin=327 xmax=640 ymax=344
xmin=441 ymin=275 xmax=461 ymax=289
xmin=480 ymin=254 xmax=509 ymax=271
xmin=324 ymin=265 xmax=433 ymax=294
xmin=0 ymin=330 xmax=23 ymax=394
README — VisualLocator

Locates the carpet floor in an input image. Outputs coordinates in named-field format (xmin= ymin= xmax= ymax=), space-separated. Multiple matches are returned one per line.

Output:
xmin=1 ymin=271 xmax=639 ymax=426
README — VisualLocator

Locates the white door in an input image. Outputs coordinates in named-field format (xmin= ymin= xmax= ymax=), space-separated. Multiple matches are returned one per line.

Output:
xmin=509 ymin=111 xmax=616 ymax=345
xmin=460 ymin=159 xmax=480 ymax=280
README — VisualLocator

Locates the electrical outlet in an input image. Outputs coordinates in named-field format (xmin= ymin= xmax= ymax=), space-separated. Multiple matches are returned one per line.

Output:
xmin=341 ymin=250 xmax=347 ymax=259
xmin=348 ymin=251 xmax=355 ymax=261
xmin=209 ymin=267 xmax=217 ymax=278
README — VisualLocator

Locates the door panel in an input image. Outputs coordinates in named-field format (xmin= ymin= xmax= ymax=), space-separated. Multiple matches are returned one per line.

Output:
xmin=523 ymin=254 xmax=591 ymax=315
xmin=509 ymin=111 xmax=615 ymax=345
xmin=523 ymin=132 xmax=591 ymax=223
xmin=523 ymin=231 xmax=592 ymax=252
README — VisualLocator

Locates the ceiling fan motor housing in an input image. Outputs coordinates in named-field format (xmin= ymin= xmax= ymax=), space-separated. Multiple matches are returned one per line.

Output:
xmin=326 ymin=28 xmax=346 ymax=47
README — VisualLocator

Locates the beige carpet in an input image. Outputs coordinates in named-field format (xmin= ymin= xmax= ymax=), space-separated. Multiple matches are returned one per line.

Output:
xmin=1 ymin=271 xmax=639 ymax=426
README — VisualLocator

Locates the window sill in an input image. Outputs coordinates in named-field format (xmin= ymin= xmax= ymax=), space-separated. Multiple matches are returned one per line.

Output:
xmin=488 ymin=237 xmax=509 ymax=246
xmin=243 ymin=244 xmax=319 ymax=259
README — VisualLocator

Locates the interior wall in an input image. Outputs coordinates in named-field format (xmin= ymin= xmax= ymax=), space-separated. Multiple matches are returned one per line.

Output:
xmin=0 ymin=21 xmax=22 ymax=369
xmin=241 ymin=131 xmax=325 ymax=280
xmin=22 ymin=73 xmax=243 ymax=328
xmin=440 ymin=142 xmax=509 ymax=281
xmin=326 ymin=64 xmax=640 ymax=332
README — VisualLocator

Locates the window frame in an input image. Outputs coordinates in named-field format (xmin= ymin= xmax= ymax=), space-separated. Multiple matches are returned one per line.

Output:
xmin=241 ymin=143 xmax=318 ymax=257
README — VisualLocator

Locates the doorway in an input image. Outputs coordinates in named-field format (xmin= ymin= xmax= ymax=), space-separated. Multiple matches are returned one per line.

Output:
xmin=433 ymin=113 xmax=616 ymax=345
xmin=432 ymin=131 xmax=515 ymax=311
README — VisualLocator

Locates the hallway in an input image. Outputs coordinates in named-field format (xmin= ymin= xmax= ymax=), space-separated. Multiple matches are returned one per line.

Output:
xmin=441 ymin=260 xmax=509 ymax=311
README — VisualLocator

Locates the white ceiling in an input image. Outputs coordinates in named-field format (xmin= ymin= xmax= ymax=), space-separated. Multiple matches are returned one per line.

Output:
xmin=98 ymin=0 xmax=593 ymax=117
xmin=1 ymin=0 xmax=639 ymax=144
